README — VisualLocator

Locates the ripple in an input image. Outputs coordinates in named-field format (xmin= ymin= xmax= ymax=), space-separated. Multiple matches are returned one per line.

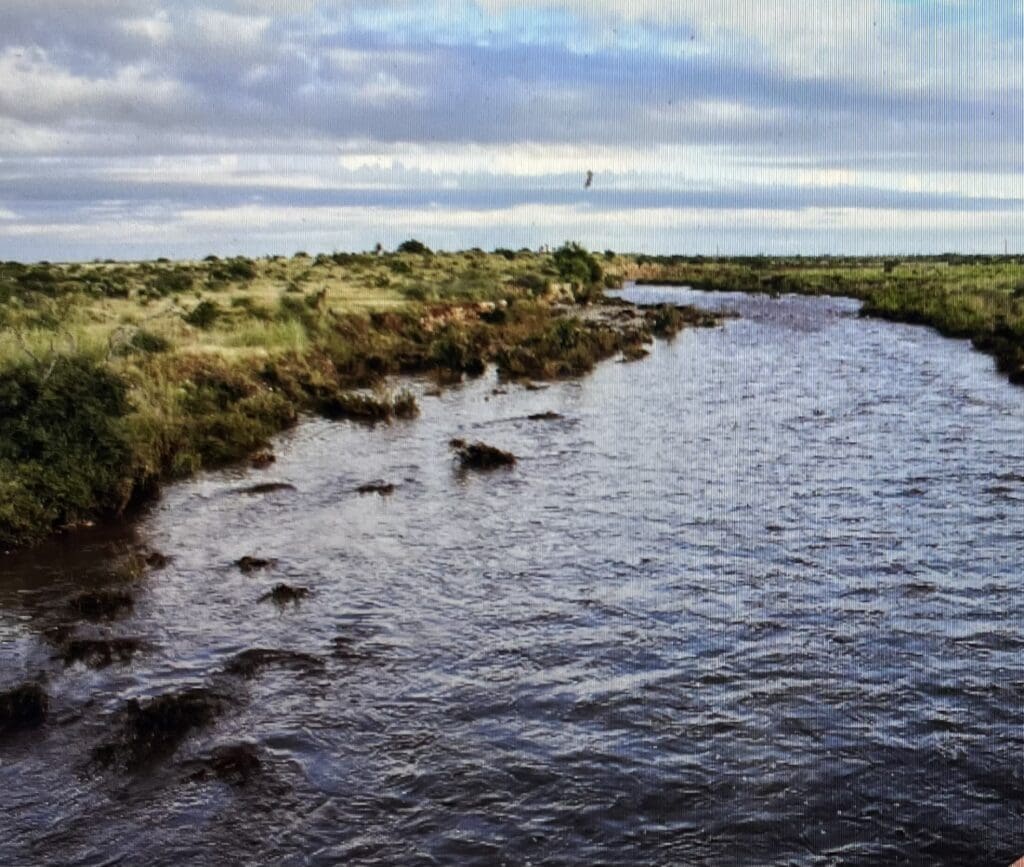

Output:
xmin=2 ymin=288 xmax=1024 ymax=866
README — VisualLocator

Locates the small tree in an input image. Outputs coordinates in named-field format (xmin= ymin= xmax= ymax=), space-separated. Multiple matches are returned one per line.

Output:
xmin=397 ymin=239 xmax=432 ymax=256
xmin=552 ymin=242 xmax=603 ymax=287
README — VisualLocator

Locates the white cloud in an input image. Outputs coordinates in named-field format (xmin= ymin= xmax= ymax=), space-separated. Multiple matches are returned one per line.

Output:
xmin=120 ymin=13 xmax=172 ymax=45
xmin=0 ymin=48 xmax=186 ymax=124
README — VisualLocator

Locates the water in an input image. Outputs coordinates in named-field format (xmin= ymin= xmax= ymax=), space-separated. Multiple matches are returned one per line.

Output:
xmin=2 ymin=286 xmax=1024 ymax=866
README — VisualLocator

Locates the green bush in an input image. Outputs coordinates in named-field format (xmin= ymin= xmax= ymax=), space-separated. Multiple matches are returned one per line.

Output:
xmin=131 ymin=329 xmax=171 ymax=354
xmin=212 ymin=258 xmax=257 ymax=282
xmin=184 ymin=300 xmax=221 ymax=329
xmin=512 ymin=272 xmax=550 ymax=296
xmin=0 ymin=358 xmax=131 ymax=548
xmin=149 ymin=270 xmax=193 ymax=295
xmin=397 ymin=239 xmax=432 ymax=255
xmin=553 ymin=242 xmax=603 ymax=288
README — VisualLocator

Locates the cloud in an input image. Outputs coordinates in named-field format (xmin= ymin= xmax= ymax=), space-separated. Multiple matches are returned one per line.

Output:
xmin=0 ymin=0 xmax=1021 ymax=257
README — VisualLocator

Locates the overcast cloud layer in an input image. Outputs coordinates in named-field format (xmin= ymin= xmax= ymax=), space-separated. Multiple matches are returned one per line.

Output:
xmin=1 ymin=0 xmax=1022 ymax=260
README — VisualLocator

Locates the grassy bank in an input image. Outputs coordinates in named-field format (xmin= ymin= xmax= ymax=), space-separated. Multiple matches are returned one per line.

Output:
xmin=0 ymin=244 xmax=711 ymax=550
xmin=631 ymin=256 xmax=1024 ymax=385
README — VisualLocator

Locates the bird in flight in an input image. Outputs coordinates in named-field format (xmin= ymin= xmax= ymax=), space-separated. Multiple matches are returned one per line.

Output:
xmin=584 ymin=170 xmax=594 ymax=189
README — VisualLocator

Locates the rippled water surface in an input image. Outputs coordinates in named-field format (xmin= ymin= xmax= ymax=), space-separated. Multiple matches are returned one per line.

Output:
xmin=3 ymin=287 xmax=1024 ymax=866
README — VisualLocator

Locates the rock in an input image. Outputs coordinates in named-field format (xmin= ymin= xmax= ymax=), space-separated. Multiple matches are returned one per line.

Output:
xmin=190 ymin=743 xmax=263 ymax=786
xmin=68 ymin=589 xmax=133 ymax=621
xmin=451 ymin=440 xmax=517 ymax=470
xmin=236 ymin=556 xmax=276 ymax=574
xmin=258 ymin=584 xmax=310 ymax=605
xmin=144 ymin=550 xmax=171 ymax=570
xmin=356 ymin=481 xmax=395 ymax=496
xmin=621 ymin=344 xmax=649 ymax=362
xmin=235 ymin=482 xmax=296 ymax=496
xmin=224 ymin=648 xmax=324 ymax=679
xmin=0 ymin=683 xmax=48 ymax=732
xmin=250 ymin=450 xmax=276 ymax=468
xmin=331 ymin=636 xmax=372 ymax=661
xmin=58 ymin=637 xmax=145 ymax=669
xmin=92 ymin=687 xmax=224 ymax=770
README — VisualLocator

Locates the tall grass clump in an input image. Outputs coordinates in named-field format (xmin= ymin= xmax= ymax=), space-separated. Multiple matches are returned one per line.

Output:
xmin=0 ymin=357 xmax=131 ymax=548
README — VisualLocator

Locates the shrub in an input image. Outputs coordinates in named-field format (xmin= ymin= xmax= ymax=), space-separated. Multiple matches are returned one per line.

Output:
xmin=149 ymin=270 xmax=193 ymax=295
xmin=130 ymin=330 xmax=171 ymax=354
xmin=553 ymin=242 xmax=603 ymax=288
xmin=0 ymin=358 xmax=131 ymax=548
xmin=213 ymin=258 xmax=257 ymax=282
xmin=397 ymin=239 xmax=432 ymax=256
xmin=512 ymin=272 xmax=550 ymax=296
xmin=184 ymin=299 xmax=221 ymax=329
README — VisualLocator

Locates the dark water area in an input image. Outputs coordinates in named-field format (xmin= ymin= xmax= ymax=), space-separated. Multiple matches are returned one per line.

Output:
xmin=2 ymin=286 xmax=1024 ymax=866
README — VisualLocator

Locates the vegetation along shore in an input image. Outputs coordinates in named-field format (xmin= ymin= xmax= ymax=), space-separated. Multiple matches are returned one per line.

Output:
xmin=0 ymin=243 xmax=716 ymax=551
xmin=5 ymin=246 xmax=1023 ymax=552
xmin=633 ymin=254 xmax=1024 ymax=385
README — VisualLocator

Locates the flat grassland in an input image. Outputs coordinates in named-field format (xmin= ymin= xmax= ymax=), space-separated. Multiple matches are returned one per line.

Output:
xmin=3 ymin=248 xmax=1023 ymax=551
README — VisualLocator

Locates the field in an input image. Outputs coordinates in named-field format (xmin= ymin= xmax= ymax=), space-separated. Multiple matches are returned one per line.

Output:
xmin=0 ymin=244 xmax=705 ymax=550
xmin=4 ymin=247 xmax=1024 ymax=552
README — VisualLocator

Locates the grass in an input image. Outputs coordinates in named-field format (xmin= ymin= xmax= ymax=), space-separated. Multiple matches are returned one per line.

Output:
xmin=631 ymin=256 xmax=1024 ymax=384
xmin=10 ymin=246 xmax=1022 ymax=552
xmin=0 ymin=245 xmax=649 ymax=550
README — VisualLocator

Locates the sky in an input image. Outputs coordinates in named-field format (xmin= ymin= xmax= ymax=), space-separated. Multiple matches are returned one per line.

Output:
xmin=1 ymin=0 xmax=1023 ymax=261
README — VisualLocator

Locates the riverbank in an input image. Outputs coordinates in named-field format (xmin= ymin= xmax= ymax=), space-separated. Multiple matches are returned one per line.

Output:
xmin=5 ymin=287 xmax=1021 ymax=866
xmin=0 ymin=245 xmax=718 ymax=550
xmin=631 ymin=256 xmax=1024 ymax=385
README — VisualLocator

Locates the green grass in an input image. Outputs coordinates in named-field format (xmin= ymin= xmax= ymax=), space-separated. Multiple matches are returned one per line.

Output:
xmin=8 ymin=247 xmax=1024 ymax=551
xmin=0 ymin=246 xmax=639 ymax=549
xmin=631 ymin=256 xmax=1024 ymax=384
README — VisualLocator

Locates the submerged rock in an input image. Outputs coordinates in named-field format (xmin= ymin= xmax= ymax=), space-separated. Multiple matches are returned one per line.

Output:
xmin=236 ymin=482 xmax=296 ymax=496
xmin=93 ymin=687 xmax=224 ymax=770
xmin=68 ymin=589 xmax=134 ymax=621
xmin=620 ymin=344 xmax=650 ymax=362
xmin=450 ymin=440 xmax=517 ymax=470
xmin=58 ymin=637 xmax=145 ymax=669
xmin=224 ymin=648 xmax=324 ymax=679
xmin=250 ymin=450 xmax=276 ymax=468
xmin=235 ymin=556 xmax=276 ymax=574
xmin=189 ymin=743 xmax=263 ymax=787
xmin=0 ymin=683 xmax=48 ymax=732
xmin=331 ymin=636 xmax=373 ymax=661
xmin=356 ymin=481 xmax=395 ymax=496
xmin=258 ymin=584 xmax=310 ymax=605
xmin=144 ymin=550 xmax=171 ymax=570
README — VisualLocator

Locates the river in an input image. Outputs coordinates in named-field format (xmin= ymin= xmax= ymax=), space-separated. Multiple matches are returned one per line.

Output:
xmin=2 ymin=286 xmax=1023 ymax=866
